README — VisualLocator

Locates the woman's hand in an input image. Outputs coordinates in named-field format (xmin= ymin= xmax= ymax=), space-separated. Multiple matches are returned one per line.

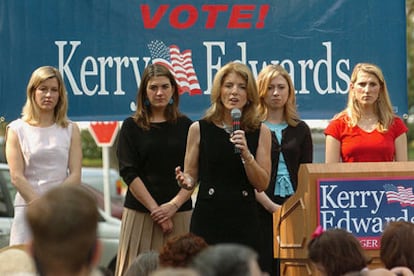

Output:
xmin=230 ymin=129 xmax=249 ymax=155
xmin=150 ymin=202 xmax=178 ymax=223
xmin=151 ymin=204 xmax=174 ymax=234
xmin=159 ymin=218 xmax=173 ymax=234
xmin=270 ymin=203 xmax=281 ymax=213
xmin=175 ymin=166 xmax=195 ymax=190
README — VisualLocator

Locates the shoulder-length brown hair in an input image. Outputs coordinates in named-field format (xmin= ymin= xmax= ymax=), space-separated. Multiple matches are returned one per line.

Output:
xmin=22 ymin=66 xmax=69 ymax=128
xmin=308 ymin=228 xmax=370 ymax=276
xmin=133 ymin=63 xmax=182 ymax=130
xmin=380 ymin=221 xmax=414 ymax=272
xmin=257 ymin=64 xmax=300 ymax=127
xmin=203 ymin=62 xmax=261 ymax=132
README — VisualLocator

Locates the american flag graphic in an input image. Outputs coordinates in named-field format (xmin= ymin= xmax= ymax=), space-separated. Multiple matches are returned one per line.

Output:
xmin=148 ymin=40 xmax=202 ymax=95
xmin=383 ymin=184 xmax=414 ymax=207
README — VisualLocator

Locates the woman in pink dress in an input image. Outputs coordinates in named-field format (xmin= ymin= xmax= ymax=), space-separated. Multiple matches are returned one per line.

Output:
xmin=5 ymin=66 xmax=82 ymax=245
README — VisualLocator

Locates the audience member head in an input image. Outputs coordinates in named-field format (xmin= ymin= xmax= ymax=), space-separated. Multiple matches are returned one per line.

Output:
xmin=26 ymin=185 xmax=100 ymax=276
xmin=380 ymin=221 xmax=414 ymax=272
xmin=343 ymin=268 xmax=396 ymax=276
xmin=191 ymin=243 xmax=263 ymax=276
xmin=308 ymin=227 xmax=370 ymax=276
xmin=159 ymin=233 xmax=208 ymax=268
xmin=150 ymin=267 xmax=200 ymax=276
xmin=124 ymin=250 xmax=160 ymax=276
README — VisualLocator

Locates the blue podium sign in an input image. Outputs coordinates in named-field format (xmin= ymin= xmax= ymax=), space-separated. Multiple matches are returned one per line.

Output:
xmin=317 ymin=177 xmax=414 ymax=249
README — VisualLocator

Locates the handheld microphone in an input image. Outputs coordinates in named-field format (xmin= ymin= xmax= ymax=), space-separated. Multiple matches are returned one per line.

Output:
xmin=231 ymin=108 xmax=242 ymax=154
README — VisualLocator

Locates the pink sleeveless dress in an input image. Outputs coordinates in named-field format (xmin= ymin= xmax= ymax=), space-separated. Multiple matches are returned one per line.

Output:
xmin=8 ymin=119 xmax=73 ymax=245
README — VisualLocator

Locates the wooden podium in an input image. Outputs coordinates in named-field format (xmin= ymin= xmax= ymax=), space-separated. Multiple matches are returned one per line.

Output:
xmin=273 ymin=161 xmax=414 ymax=276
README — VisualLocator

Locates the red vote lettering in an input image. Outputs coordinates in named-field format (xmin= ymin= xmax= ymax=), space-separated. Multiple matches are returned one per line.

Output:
xmin=169 ymin=5 xmax=198 ymax=29
xmin=140 ymin=4 xmax=169 ymax=29
xmin=256 ymin=4 xmax=269 ymax=29
xmin=202 ymin=5 xmax=228 ymax=29
xmin=140 ymin=4 xmax=269 ymax=29
xmin=228 ymin=5 xmax=255 ymax=29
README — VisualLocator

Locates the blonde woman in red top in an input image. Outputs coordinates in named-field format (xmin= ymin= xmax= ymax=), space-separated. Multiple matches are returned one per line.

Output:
xmin=324 ymin=63 xmax=408 ymax=163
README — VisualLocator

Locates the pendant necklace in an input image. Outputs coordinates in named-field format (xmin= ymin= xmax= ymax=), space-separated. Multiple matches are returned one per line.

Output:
xmin=222 ymin=121 xmax=232 ymax=134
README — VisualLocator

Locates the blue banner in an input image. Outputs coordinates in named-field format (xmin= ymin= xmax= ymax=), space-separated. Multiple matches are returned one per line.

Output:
xmin=317 ymin=177 xmax=414 ymax=250
xmin=0 ymin=1 xmax=407 ymax=121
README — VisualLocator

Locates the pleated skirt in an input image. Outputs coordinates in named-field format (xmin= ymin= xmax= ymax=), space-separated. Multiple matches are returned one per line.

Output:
xmin=115 ymin=208 xmax=192 ymax=276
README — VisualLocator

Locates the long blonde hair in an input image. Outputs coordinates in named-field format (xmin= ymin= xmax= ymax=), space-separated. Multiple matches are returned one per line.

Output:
xmin=335 ymin=63 xmax=394 ymax=132
xmin=22 ymin=66 xmax=69 ymax=127
xmin=203 ymin=62 xmax=261 ymax=132
xmin=257 ymin=64 xmax=300 ymax=127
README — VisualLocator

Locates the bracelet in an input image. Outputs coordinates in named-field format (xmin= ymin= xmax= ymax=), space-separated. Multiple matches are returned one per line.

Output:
xmin=170 ymin=201 xmax=179 ymax=209
xmin=241 ymin=153 xmax=254 ymax=165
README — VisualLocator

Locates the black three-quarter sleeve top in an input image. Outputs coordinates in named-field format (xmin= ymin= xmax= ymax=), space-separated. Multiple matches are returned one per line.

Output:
xmin=266 ymin=120 xmax=313 ymax=205
xmin=117 ymin=116 xmax=193 ymax=212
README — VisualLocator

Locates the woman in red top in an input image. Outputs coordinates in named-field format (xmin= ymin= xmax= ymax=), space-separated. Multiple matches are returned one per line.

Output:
xmin=325 ymin=63 xmax=408 ymax=162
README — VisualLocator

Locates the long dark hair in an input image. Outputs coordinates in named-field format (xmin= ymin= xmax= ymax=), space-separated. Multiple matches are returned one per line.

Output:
xmin=133 ymin=63 xmax=181 ymax=130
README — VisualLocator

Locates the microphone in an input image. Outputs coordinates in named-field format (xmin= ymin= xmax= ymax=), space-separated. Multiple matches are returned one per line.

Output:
xmin=231 ymin=108 xmax=242 ymax=154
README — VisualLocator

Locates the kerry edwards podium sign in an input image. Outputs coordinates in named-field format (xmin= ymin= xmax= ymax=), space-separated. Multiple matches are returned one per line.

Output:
xmin=273 ymin=162 xmax=414 ymax=276
xmin=317 ymin=177 xmax=414 ymax=250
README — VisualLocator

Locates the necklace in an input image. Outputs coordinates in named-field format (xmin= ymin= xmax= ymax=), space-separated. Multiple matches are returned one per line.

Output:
xmin=222 ymin=121 xmax=232 ymax=134
xmin=360 ymin=113 xmax=377 ymax=120
xmin=360 ymin=115 xmax=378 ymax=123
xmin=358 ymin=116 xmax=378 ymax=132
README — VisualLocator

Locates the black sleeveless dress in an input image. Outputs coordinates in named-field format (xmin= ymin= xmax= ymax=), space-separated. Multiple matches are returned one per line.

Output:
xmin=190 ymin=120 xmax=261 ymax=252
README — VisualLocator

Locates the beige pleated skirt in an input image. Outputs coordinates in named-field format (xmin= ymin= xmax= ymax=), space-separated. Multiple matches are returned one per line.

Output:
xmin=115 ymin=208 xmax=192 ymax=276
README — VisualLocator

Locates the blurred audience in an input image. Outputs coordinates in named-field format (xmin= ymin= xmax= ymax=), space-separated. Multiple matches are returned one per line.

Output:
xmin=190 ymin=243 xmax=266 ymax=276
xmin=308 ymin=227 xmax=370 ymax=276
xmin=159 ymin=233 xmax=208 ymax=268
xmin=26 ymin=185 xmax=102 ymax=276
xmin=380 ymin=221 xmax=414 ymax=273
xmin=344 ymin=268 xmax=398 ymax=276
xmin=150 ymin=267 xmax=200 ymax=276
xmin=124 ymin=250 xmax=159 ymax=276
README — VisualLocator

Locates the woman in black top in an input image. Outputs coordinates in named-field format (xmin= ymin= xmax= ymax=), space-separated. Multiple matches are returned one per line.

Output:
xmin=176 ymin=62 xmax=271 ymax=253
xmin=116 ymin=64 xmax=193 ymax=276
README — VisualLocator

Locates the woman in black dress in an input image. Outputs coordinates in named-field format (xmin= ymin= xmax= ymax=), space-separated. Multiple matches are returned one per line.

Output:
xmin=176 ymin=62 xmax=271 ymax=253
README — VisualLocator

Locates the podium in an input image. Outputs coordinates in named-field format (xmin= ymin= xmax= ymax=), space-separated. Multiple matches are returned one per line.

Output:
xmin=273 ymin=161 xmax=414 ymax=276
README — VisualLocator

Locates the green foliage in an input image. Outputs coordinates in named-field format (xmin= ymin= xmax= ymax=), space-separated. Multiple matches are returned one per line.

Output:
xmin=82 ymin=158 xmax=103 ymax=167
xmin=81 ymin=129 xmax=102 ymax=161
xmin=0 ymin=120 xmax=6 ymax=136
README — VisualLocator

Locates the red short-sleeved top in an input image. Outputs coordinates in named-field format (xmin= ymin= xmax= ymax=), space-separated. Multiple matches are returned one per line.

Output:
xmin=324 ymin=115 xmax=408 ymax=162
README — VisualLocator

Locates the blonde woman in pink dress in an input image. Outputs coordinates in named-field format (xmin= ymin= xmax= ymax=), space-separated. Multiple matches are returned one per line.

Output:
xmin=5 ymin=66 xmax=82 ymax=245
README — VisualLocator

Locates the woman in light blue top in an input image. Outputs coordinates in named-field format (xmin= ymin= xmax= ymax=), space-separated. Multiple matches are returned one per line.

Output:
xmin=256 ymin=64 xmax=313 ymax=276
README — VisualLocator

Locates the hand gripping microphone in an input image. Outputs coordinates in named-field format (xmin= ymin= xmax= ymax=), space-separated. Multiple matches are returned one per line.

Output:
xmin=231 ymin=108 xmax=242 ymax=154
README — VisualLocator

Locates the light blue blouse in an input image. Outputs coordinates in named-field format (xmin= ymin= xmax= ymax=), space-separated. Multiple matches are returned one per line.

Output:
xmin=265 ymin=122 xmax=294 ymax=197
